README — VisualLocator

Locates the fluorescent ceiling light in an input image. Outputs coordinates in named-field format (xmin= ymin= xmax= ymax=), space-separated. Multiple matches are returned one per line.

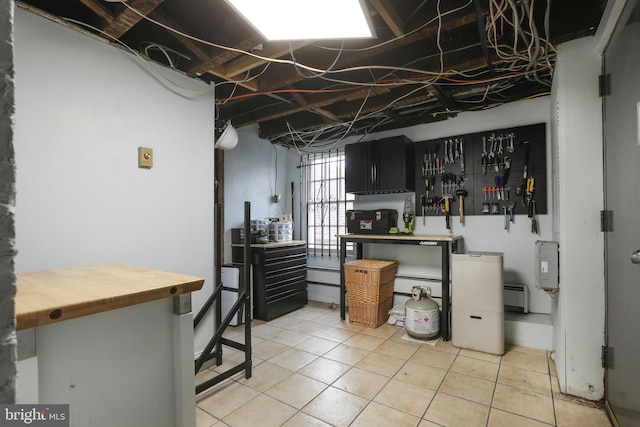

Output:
xmin=225 ymin=0 xmax=375 ymax=41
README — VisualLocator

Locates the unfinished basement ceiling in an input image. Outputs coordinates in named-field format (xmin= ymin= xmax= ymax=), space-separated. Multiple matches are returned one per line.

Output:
xmin=17 ymin=0 xmax=606 ymax=149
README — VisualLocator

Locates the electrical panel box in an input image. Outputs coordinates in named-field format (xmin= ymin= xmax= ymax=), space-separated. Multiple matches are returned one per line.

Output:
xmin=535 ymin=241 xmax=559 ymax=291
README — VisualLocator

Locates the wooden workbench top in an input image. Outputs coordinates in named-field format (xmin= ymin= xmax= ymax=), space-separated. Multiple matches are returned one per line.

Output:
xmin=15 ymin=263 xmax=204 ymax=330
xmin=337 ymin=234 xmax=463 ymax=242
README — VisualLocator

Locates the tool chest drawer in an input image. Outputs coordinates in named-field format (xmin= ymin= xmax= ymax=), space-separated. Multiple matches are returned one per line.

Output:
xmin=233 ymin=241 xmax=307 ymax=321
xmin=262 ymin=253 xmax=306 ymax=274
xmin=265 ymin=274 xmax=307 ymax=297
xmin=263 ymin=244 xmax=307 ymax=260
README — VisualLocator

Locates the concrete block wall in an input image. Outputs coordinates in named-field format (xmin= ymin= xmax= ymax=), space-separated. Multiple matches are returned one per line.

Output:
xmin=0 ymin=0 xmax=17 ymax=405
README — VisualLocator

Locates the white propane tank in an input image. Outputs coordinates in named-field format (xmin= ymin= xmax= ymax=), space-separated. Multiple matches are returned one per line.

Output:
xmin=405 ymin=286 xmax=440 ymax=339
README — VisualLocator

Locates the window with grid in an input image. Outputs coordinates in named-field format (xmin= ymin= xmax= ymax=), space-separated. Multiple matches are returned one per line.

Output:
xmin=305 ymin=150 xmax=354 ymax=257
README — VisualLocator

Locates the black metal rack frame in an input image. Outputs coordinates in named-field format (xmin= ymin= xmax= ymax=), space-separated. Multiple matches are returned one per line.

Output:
xmin=194 ymin=202 xmax=252 ymax=394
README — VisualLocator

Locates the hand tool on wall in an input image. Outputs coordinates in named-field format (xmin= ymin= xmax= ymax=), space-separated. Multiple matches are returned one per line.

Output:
xmin=440 ymin=174 xmax=454 ymax=229
xmin=421 ymin=194 xmax=426 ymax=225
xmin=443 ymin=139 xmax=448 ymax=164
xmin=521 ymin=141 xmax=531 ymax=207
xmin=526 ymin=177 xmax=535 ymax=209
xmin=504 ymin=206 xmax=509 ymax=230
xmin=456 ymin=188 xmax=468 ymax=224
xmin=422 ymin=153 xmax=427 ymax=176
xmin=531 ymin=200 xmax=538 ymax=234
xmin=507 ymin=133 xmax=515 ymax=153
xmin=481 ymin=136 xmax=488 ymax=174
xmin=494 ymin=176 xmax=504 ymax=200
xmin=459 ymin=138 xmax=465 ymax=175
xmin=444 ymin=196 xmax=452 ymax=229
xmin=488 ymin=134 xmax=496 ymax=160
xmin=503 ymin=156 xmax=511 ymax=187
xmin=402 ymin=196 xmax=415 ymax=235
xmin=449 ymin=139 xmax=454 ymax=164
xmin=482 ymin=186 xmax=489 ymax=213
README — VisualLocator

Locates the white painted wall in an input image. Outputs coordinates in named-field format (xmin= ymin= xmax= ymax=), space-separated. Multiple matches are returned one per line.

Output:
xmin=13 ymin=8 xmax=215 ymax=353
xmin=222 ymin=125 xmax=296 ymax=263
xmin=550 ymin=36 xmax=605 ymax=400
xmin=303 ymin=97 xmax=554 ymax=315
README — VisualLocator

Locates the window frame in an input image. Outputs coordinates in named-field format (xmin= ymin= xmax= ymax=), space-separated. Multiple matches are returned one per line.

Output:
xmin=304 ymin=150 xmax=354 ymax=258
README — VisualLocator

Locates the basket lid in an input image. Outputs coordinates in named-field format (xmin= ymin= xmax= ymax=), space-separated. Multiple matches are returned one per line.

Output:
xmin=344 ymin=259 xmax=397 ymax=270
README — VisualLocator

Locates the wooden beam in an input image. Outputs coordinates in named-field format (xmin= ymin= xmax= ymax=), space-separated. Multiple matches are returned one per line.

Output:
xmin=255 ymin=52 xmax=503 ymax=139
xmin=368 ymin=0 xmax=404 ymax=37
xmin=224 ymin=41 xmax=312 ymax=79
xmin=79 ymin=0 xmax=115 ymax=23
xmin=225 ymin=32 xmax=486 ymax=127
xmin=188 ymin=35 xmax=263 ymax=77
xmin=292 ymin=93 xmax=338 ymax=123
xmin=241 ymin=6 xmax=479 ymax=96
xmin=383 ymin=108 xmax=408 ymax=126
xmin=103 ymin=0 xmax=164 ymax=39
xmin=432 ymin=85 xmax=458 ymax=111
xmin=148 ymin=9 xmax=211 ymax=63
xmin=258 ymin=85 xmax=434 ymax=138
xmin=231 ymin=86 xmax=391 ymax=127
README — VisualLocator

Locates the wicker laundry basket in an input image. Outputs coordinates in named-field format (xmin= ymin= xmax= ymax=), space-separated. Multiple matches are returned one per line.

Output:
xmin=344 ymin=259 xmax=397 ymax=327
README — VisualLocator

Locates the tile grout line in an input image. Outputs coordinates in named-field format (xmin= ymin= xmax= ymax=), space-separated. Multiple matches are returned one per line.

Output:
xmin=197 ymin=305 xmax=579 ymax=427
xmin=548 ymin=352 xmax=559 ymax=427
xmin=485 ymin=358 xmax=502 ymax=427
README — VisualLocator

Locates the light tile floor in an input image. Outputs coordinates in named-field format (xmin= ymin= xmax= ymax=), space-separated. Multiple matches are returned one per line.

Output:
xmin=196 ymin=302 xmax=611 ymax=427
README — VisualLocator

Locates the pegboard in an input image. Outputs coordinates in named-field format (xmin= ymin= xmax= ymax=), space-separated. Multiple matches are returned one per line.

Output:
xmin=413 ymin=123 xmax=547 ymax=225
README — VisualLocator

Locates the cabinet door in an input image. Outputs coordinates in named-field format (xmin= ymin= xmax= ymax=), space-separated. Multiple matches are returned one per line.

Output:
xmin=377 ymin=136 xmax=414 ymax=193
xmin=345 ymin=141 xmax=372 ymax=194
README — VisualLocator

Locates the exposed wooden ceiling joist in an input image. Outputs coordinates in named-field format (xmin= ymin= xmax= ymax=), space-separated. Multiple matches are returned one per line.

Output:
xmin=223 ymin=41 xmax=312 ymax=79
xmin=148 ymin=9 xmax=211 ymax=63
xmin=368 ymin=0 xmax=405 ymax=37
xmin=103 ymin=0 xmax=164 ymax=39
xmin=79 ymin=0 xmax=114 ymax=23
xmin=16 ymin=0 xmax=606 ymax=146
xmin=187 ymin=34 xmax=263 ymax=77
xmin=229 ymin=5 xmax=480 ymax=100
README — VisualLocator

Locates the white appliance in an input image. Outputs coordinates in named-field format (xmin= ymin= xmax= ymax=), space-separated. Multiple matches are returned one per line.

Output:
xmin=221 ymin=264 xmax=252 ymax=326
xmin=451 ymin=252 xmax=504 ymax=355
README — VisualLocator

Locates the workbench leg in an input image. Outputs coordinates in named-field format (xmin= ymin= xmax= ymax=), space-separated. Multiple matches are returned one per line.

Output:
xmin=340 ymin=239 xmax=346 ymax=320
xmin=441 ymin=242 xmax=450 ymax=341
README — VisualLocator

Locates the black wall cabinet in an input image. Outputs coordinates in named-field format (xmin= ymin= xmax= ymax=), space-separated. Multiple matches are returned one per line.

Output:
xmin=345 ymin=135 xmax=415 ymax=195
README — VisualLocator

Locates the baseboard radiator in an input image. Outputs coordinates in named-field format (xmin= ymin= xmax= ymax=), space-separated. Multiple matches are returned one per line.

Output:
xmin=504 ymin=284 xmax=528 ymax=313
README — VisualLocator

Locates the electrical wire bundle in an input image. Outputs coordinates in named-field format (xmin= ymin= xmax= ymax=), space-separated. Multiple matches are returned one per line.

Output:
xmin=257 ymin=0 xmax=556 ymax=149
xmin=26 ymin=0 xmax=556 ymax=151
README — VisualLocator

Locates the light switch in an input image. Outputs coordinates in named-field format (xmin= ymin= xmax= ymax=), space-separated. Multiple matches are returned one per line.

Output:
xmin=138 ymin=147 xmax=153 ymax=168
